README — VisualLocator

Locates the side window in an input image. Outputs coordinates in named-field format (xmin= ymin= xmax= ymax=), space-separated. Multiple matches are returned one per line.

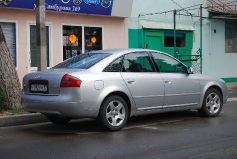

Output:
xmin=152 ymin=52 xmax=187 ymax=73
xmin=123 ymin=52 xmax=155 ymax=72
xmin=0 ymin=22 xmax=17 ymax=67
xmin=104 ymin=57 xmax=123 ymax=72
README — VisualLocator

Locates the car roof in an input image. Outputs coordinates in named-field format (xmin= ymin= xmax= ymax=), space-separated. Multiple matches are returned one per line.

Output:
xmin=89 ymin=48 xmax=161 ymax=56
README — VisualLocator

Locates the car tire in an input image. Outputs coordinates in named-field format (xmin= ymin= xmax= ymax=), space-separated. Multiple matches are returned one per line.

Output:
xmin=198 ymin=88 xmax=223 ymax=117
xmin=98 ymin=95 xmax=129 ymax=131
xmin=46 ymin=115 xmax=71 ymax=125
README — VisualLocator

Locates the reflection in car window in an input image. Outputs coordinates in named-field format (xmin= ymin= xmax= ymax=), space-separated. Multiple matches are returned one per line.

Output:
xmin=123 ymin=52 xmax=155 ymax=72
xmin=104 ymin=57 xmax=123 ymax=72
xmin=151 ymin=52 xmax=187 ymax=73
xmin=52 ymin=53 xmax=110 ymax=69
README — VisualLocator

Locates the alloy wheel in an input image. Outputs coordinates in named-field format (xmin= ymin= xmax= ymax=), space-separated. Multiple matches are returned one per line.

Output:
xmin=106 ymin=100 xmax=126 ymax=127
xmin=205 ymin=92 xmax=221 ymax=114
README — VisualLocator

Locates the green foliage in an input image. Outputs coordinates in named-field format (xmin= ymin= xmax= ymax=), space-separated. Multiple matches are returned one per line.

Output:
xmin=0 ymin=107 xmax=26 ymax=116
xmin=10 ymin=107 xmax=25 ymax=115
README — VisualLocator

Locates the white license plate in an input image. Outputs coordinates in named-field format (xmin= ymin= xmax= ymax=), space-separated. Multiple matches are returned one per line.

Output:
xmin=30 ymin=84 xmax=48 ymax=92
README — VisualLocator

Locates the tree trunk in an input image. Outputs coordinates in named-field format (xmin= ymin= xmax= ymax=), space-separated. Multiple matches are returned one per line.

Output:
xmin=0 ymin=25 xmax=21 ymax=110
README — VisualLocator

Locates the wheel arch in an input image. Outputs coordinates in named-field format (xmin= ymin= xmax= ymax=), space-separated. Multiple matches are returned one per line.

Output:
xmin=199 ymin=84 xmax=223 ymax=108
xmin=99 ymin=91 xmax=133 ymax=118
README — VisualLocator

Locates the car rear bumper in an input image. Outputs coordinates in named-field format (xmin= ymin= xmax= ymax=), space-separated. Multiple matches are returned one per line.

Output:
xmin=21 ymin=94 xmax=98 ymax=118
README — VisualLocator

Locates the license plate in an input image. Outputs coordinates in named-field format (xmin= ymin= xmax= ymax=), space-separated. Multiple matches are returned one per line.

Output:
xmin=30 ymin=84 xmax=48 ymax=92
xmin=29 ymin=80 xmax=48 ymax=94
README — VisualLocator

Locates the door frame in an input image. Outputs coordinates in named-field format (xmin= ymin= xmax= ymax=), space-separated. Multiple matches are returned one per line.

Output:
xmin=27 ymin=21 xmax=52 ymax=72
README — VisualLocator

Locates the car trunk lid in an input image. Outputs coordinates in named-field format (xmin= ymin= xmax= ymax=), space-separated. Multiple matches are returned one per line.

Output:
xmin=23 ymin=69 xmax=83 ymax=95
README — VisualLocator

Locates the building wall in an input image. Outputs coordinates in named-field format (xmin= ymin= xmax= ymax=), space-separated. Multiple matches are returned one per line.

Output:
xmin=191 ymin=19 xmax=237 ymax=80
xmin=129 ymin=28 xmax=144 ymax=48
xmin=129 ymin=0 xmax=237 ymax=81
xmin=207 ymin=20 xmax=237 ymax=80
xmin=0 ymin=8 xmax=128 ymax=83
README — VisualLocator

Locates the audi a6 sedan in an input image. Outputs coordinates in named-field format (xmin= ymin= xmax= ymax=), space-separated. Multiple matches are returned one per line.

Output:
xmin=21 ymin=49 xmax=228 ymax=131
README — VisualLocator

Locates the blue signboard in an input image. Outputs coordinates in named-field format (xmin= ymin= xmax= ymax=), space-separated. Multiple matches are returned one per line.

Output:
xmin=0 ymin=0 xmax=114 ymax=16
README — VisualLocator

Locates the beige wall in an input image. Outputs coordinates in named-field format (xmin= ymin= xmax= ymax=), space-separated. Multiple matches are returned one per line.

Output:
xmin=0 ymin=8 xmax=128 ymax=84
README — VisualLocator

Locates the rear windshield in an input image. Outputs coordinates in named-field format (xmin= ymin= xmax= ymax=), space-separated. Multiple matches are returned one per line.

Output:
xmin=52 ymin=53 xmax=110 ymax=69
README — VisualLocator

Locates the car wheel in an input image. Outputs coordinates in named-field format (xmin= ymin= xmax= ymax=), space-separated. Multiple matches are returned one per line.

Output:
xmin=98 ymin=95 xmax=129 ymax=131
xmin=199 ymin=88 xmax=223 ymax=117
xmin=46 ymin=115 xmax=71 ymax=125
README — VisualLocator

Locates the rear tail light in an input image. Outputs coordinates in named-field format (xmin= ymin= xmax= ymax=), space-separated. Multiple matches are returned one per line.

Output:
xmin=60 ymin=74 xmax=82 ymax=88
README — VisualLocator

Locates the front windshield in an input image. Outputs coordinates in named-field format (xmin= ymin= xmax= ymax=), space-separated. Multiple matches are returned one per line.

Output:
xmin=52 ymin=53 xmax=110 ymax=69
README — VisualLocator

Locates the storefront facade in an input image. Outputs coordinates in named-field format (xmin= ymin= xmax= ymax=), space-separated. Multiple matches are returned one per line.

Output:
xmin=0 ymin=0 xmax=133 ymax=82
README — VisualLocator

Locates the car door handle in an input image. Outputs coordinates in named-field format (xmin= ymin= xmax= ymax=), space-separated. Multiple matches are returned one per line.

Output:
xmin=164 ymin=80 xmax=171 ymax=84
xmin=127 ymin=80 xmax=135 ymax=84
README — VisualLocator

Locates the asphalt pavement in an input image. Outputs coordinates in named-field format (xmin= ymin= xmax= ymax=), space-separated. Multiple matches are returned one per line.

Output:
xmin=1 ymin=101 xmax=237 ymax=159
xmin=0 ymin=82 xmax=237 ymax=127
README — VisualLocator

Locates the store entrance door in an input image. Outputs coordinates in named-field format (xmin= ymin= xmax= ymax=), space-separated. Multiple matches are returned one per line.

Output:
xmin=144 ymin=31 xmax=162 ymax=50
xmin=145 ymin=35 xmax=162 ymax=50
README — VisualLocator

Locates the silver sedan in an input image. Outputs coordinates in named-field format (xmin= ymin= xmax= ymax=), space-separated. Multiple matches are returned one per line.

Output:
xmin=21 ymin=49 xmax=228 ymax=131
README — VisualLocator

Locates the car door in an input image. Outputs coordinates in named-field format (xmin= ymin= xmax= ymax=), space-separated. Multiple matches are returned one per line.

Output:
xmin=151 ymin=52 xmax=201 ymax=108
xmin=120 ymin=51 xmax=165 ymax=110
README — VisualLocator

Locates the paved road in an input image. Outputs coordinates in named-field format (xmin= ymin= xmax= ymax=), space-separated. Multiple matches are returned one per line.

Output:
xmin=0 ymin=102 xmax=237 ymax=159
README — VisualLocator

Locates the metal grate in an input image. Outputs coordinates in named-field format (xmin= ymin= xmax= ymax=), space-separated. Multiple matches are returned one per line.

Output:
xmin=177 ymin=55 xmax=201 ymax=74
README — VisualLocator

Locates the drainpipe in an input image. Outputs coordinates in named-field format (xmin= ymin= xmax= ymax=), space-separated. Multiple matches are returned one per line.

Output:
xmin=200 ymin=4 xmax=203 ymax=74
xmin=174 ymin=10 xmax=177 ymax=58
xmin=209 ymin=22 xmax=212 ymax=56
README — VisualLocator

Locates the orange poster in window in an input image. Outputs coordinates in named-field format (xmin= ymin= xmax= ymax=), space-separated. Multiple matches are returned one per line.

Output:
xmin=68 ymin=34 xmax=78 ymax=44
xmin=91 ymin=36 xmax=97 ymax=44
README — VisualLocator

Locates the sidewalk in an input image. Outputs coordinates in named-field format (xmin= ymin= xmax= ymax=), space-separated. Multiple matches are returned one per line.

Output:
xmin=227 ymin=82 xmax=237 ymax=90
xmin=227 ymin=82 xmax=237 ymax=102
xmin=1 ymin=82 xmax=237 ymax=127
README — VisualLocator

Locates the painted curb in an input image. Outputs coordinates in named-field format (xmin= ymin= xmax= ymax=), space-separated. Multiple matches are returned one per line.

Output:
xmin=227 ymin=98 xmax=237 ymax=102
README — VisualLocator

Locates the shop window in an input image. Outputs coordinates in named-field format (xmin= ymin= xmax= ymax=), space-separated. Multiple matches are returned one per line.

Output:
xmin=164 ymin=32 xmax=186 ymax=47
xmin=30 ymin=25 xmax=50 ymax=67
xmin=62 ymin=26 xmax=102 ymax=61
xmin=225 ymin=21 xmax=237 ymax=53
xmin=84 ymin=27 xmax=102 ymax=53
xmin=0 ymin=22 xmax=17 ymax=67
xmin=63 ymin=26 xmax=82 ymax=61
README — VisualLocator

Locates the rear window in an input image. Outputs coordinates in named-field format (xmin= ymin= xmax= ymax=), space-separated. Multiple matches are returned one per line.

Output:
xmin=52 ymin=53 xmax=110 ymax=69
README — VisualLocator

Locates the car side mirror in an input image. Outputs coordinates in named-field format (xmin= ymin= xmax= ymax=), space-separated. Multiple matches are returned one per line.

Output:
xmin=187 ymin=67 xmax=193 ymax=74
